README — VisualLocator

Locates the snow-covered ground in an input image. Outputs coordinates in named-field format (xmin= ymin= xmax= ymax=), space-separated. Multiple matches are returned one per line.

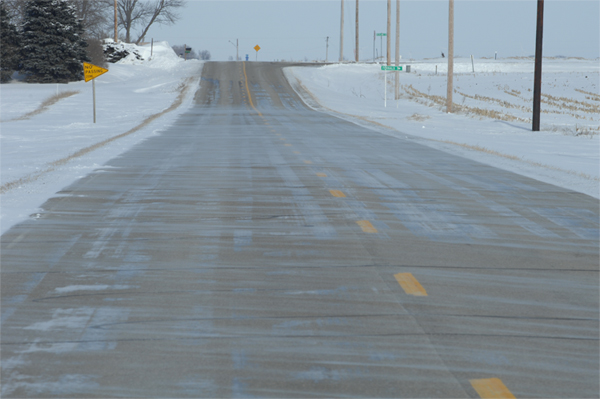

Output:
xmin=285 ymin=58 xmax=599 ymax=200
xmin=1 ymin=41 xmax=203 ymax=234
xmin=1 ymin=51 xmax=598 ymax=235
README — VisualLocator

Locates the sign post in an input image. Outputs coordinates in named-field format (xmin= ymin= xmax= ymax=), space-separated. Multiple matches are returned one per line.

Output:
xmin=83 ymin=62 xmax=109 ymax=123
xmin=376 ymin=33 xmax=386 ymax=61
xmin=254 ymin=45 xmax=261 ymax=61
xmin=381 ymin=65 xmax=402 ymax=107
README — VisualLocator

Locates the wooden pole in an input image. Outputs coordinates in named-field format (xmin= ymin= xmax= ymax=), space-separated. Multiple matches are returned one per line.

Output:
xmin=114 ymin=0 xmax=118 ymax=42
xmin=395 ymin=0 xmax=400 ymax=100
xmin=446 ymin=0 xmax=454 ymax=113
xmin=93 ymin=79 xmax=96 ymax=124
xmin=340 ymin=0 xmax=344 ymax=62
xmin=533 ymin=0 xmax=544 ymax=131
xmin=386 ymin=0 xmax=391 ymax=65
xmin=355 ymin=0 xmax=359 ymax=62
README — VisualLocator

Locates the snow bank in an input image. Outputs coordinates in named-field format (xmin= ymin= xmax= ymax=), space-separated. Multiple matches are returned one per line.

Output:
xmin=286 ymin=58 xmax=599 ymax=199
xmin=0 ymin=41 xmax=203 ymax=234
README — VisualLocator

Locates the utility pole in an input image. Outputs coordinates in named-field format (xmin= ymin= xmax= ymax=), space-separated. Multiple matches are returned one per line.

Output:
xmin=446 ymin=0 xmax=454 ymax=113
xmin=355 ymin=0 xmax=359 ymax=62
xmin=114 ymin=0 xmax=118 ymax=42
xmin=326 ymin=36 xmax=329 ymax=62
xmin=532 ymin=0 xmax=544 ymax=131
xmin=395 ymin=0 xmax=400 ymax=100
xmin=236 ymin=39 xmax=239 ymax=61
xmin=373 ymin=30 xmax=376 ymax=62
xmin=386 ymin=0 xmax=391 ymax=65
xmin=340 ymin=0 xmax=344 ymax=62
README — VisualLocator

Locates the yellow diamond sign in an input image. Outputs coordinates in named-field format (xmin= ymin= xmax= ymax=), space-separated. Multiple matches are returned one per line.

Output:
xmin=83 ymin=62 xmax=108 ymax=82
xmin=254 ymin=45 xmax=261 ymax=52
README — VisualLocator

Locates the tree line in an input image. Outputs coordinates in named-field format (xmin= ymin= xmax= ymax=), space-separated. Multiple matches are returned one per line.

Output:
xmin=0 ymin=0 xmax=187 ymax=83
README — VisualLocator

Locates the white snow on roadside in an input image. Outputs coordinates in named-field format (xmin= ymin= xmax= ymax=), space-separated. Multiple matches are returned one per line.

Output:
xmin=54 ymin=285 xmax=131 ymax=294
xmin=285 ymin=58 xmax=599 ymax=199
xmin=1 ymin=41 xmax=203 ymax=235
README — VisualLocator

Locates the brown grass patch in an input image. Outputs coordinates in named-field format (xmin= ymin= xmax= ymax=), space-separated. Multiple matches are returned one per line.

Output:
xmin=0 ymin=78 xmax=195 ymax=194
xmin=6 ymin=90 xmax=80 ymax=121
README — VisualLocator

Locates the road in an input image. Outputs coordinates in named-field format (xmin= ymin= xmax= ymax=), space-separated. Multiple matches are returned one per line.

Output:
xmin=2 ymin=61 xmax=598 ymax=398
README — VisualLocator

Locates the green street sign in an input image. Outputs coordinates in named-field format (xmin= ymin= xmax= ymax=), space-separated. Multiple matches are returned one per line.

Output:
xmin=376 ymin=33 xmax=387 ymax=37
xmin=381 ymin=65 xmax=402 ymax=71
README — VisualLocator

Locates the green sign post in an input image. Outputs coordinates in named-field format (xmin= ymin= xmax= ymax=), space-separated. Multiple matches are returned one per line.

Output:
xmin=381 ymin=65 xmax=403 ymax=108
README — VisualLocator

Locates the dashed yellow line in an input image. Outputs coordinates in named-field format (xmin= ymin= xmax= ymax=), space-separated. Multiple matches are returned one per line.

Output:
xmin=470 ymin=378 xmax=515 ymax=399
xmin=303 ymin=160 xmax=313 ymax=164
xmin=356 ymin=220 xmax=378 ymax=233
xmin=329 ymin=190 xmax=346 ymax=198
xmin=284 ymin=144 xmax=292 ymax=147
xmin=394 ymin=273 xmax=428 ymax=296
xmin=316 ymin=173 xmax=327 ymax=177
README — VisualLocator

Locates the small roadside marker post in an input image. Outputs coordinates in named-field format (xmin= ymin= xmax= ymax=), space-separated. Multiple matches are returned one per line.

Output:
xmin=381 ymin=65 xmax=402 ymax=108
xmin=254 ymin=45 xmax=261 ymax=61
xmin=83 ymin=62 xmax=109 ymax=123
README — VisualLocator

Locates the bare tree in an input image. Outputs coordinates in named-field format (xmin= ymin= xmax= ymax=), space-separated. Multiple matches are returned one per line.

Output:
xmin=114 ymin=0 xmax=184 ymax=44
xmin=115 ymin=0 xmax=147 ymax=43
xmin=135 ymin=0 xmax=184 ymax=44
xmin=71 ymin=0 xmax=111 ymax=39
xmin=199 ymin=50 xmax=210 ymax=61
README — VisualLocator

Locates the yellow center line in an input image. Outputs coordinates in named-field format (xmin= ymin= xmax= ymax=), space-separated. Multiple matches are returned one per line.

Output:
xmin=303 ymin=160 xmax=313 ymax=164
xmin=316 ymin=173 xmax=327 ymax=177
xmin=329 ymin=190 xmax=346 ymax=198
xmin=394 ymin=273 xmax=428 ymax=296
xmin=242 ymin=62 xmax=262 ymax=117
xmin=356 ymin=220 xmax=378 ymax=233
xmin=284 ymin=144 xmax=292 ymax=147
xmin=470 ymin=378 xmax=516 ymax=399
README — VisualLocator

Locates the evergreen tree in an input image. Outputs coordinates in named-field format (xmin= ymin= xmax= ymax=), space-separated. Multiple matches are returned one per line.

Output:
xmin=0 ymin=1 xmax=21 ymax=83
xmin=19 ymin=0 xmax=90 ymax=83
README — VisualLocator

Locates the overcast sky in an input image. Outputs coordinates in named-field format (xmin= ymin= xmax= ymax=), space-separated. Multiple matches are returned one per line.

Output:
xmin=148 ymin=0 xmax=600 ymax=61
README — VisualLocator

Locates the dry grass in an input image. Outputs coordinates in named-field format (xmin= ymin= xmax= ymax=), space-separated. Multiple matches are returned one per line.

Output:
xmin=407 ymin=113 xmax=430 ymax=122
xmin=575 ymin=88 xmax=600 ymax=102
xmin=6 ymin=90 xmax=80 ymax=121
xmin=403 ymin=84 xmax=530 ymax=123
xmin=575 ymin=124 xmax=600 ymax=137
xmin=541 ymin=93 xmax=600 ymax=114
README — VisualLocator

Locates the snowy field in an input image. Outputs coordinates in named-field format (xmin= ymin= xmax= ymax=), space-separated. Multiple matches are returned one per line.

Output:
xmin=0 ymin=42 xmax=203 ymax=234
xmin=1 ymin=49 xmax=598 ymax=235
xmin=286 ymin=58 xmax=599 ymax=200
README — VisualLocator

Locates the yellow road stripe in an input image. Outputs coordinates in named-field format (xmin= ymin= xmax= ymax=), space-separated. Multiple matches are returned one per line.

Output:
xmin=316 ymin=173 xmax=327 ymax=177
xmin=284 ymin=144 xmax=292 ymax=147
xmin=329 ymin=190 xmax=346 ymax=198
xmin=242 ymin=62 xmax=262 ymax=117
xmin=394 ymin=273 xmax=428 ymax=296
xmin=470 ymin=378 xmax=515 ymax=399
xmin=293 ymin=151 xmax=300 ymax=154
xmin=356 ymin=220 xmax=378 ymax=233
xmin=303 ymin=160 xmax=313 ymax=164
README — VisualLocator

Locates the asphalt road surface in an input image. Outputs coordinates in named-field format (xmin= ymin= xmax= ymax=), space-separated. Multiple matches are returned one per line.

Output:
xmin=2 ymin=62 xmax=598 ymax=398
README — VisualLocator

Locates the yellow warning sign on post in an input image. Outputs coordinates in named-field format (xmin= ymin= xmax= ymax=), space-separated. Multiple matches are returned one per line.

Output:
xmin=253 ymin=45 xmax=261 ymax=52
xmin=83 ymin=62 xmax=108 ymax=82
